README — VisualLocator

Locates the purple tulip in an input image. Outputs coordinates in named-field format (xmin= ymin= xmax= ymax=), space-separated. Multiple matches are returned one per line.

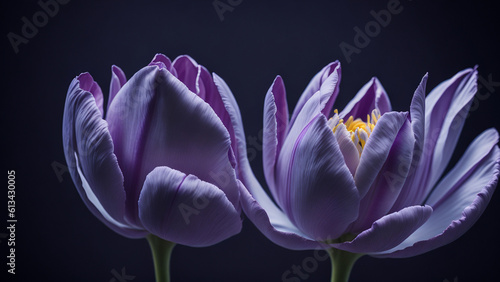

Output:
xmin=238 ymin=62 xmax=499 ymax=280
xmin=63 ymin=54 xmax=243 ymax=281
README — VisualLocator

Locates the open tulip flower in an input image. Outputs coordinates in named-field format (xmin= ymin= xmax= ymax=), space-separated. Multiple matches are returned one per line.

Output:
xmin=238 ymin=62 xmax=500 ymax=281
xmin=62 ymin=54 xmax=243 ymax=282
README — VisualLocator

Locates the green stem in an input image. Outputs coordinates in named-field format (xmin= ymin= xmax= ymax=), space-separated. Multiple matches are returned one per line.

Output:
xmin=327 ymin=248 xmax=362 ymax=282
xmin=147 ymin=234 xmax=176 ymax=282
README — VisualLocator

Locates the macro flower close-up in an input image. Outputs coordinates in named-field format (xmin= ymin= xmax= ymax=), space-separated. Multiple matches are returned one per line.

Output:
xmin=239 ymin=62 xmax=500 ymax=281
xmin=62 ymin=53 xmax=243 ymax=281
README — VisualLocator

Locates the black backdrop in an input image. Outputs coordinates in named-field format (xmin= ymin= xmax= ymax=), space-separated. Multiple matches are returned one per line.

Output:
xmin=2 ymin=0 xmax=500 ymax=281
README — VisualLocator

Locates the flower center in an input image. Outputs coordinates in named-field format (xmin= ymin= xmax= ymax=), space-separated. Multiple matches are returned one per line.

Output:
xmin=327 ymin=109 xmax=381 ymax=155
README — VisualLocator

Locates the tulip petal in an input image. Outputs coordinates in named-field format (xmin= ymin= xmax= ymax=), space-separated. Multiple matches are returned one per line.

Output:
xmin=340 ymin=77 xmax=392 ymax=119
xmin=138 ymin=166 xmax=242 ymax=247
xmin=161 ymin=56 xmax=238 ymax=162
xmin=149 ymin=53 xmax=173 ymax=69
xmin=390 ymin=74 xmax=428 ymax=212
xmin=107 ymin=66 xmax=239 ymax=226
xmin=198 ymin=67 xmax=225 ymax=115
xmin=288 ymin=70 xmax=341 ymax=137
xmin=149 ymin=53 xmax=177 ymax=76
xmin=282 ymin=115 xmax=359 ymax=240
xmin=376 ymin=129 xmax=499 ymax=258
xmin=332 ymin=124 xmax=359 ymax=176
xmin=411 ymin=68 xmax=478 ymax=203
xmin=263 ymin=76 xmax=289 ymax=199
xmin=78 ymin=72 xmax=104 ymax=115
xmin=213 ymin=73 xmax=245 ymax=164
xmin=277 ymin=86 xmax=344 ymax=209
xmin=238 ymin=179 xmax=321 ymax=250
xmin=332 ymin=205 xmax=432 ymax=253
xmin=427 ymin=68 xmax=478 ymax=188
xmin=63 ymin=74 xmax=145 ymax=238
xmin=350 ymin=117 xmax=414 ymax=233
xmin=289 ymin=62 xmax=341 ymax=128
xmin=74 ymin=153 xmax=146 ymax=235
xmin=170 ymin=56 xmax=236 ymax=151
xmin=409 ymin=74 xmax=428 ymax=160
xmin=215 ymin=74 xmax=321 ymax=250
xmin=428 ymin=129 xmax=498 ymax=206
xmin=198 ymin=69 xmax=237 ymax=162
xmin=108 ymin=65 xmax=127 ymax=112
xmin=172 ymin=55 xmax=199 ymax=94
xmin=355 ymin=112 xmax=409 ymax=199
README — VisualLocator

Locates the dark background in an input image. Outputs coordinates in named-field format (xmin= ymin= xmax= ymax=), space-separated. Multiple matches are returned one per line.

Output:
xmin=2 ymin=0 xmax=500 ymax=281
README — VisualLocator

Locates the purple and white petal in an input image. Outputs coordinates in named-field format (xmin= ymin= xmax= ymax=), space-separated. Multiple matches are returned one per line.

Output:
xmin=289 ymin=62 xmax=341 ymax=128
xmin=172 ymin=55 xmax=199 ymax=93
xmin=276 ymin=86 xmax=344 ymax=209
xmin=281 ymin=115 xmax=359 ymax=240
xmin=390 ymin=74 xmax=428 ymax=211
xmin=108 ymin=65 xmax=127 ymax=112
xmin=409 ymin=74 xmax=428 ymax=160
xmin=332 ymin=124 xmax=360 ymax=176
xmin=238 ymin=179 xmax=320 ymax=250
xmin=217 ymin=73 xmax=319 ymax=250
xmin=213 ymin=73 xmax=245 ymax=165
xmin=63 ymin=74 xmax=145 ymax=238
xmin=350 ymin=117 xmax=414 ymax=233
xmin=138 ymin=166 xmax=241 ymax=247
xmin=237 ymin=139 xmax=319 ymax=250
xmin=287 ymin=68 xmax=342 ymax=138
xmin=77 ymin=73 xmax=104 ymax=115
xmin=106 ymin=66 xmax=239 ymax=227
xmin=332 ymin=205 xmax=432 ymax=253
xmin=411 ymin=68 xmax=478 ymax=203
xmin=263 ymin=76 xmax=289 ymax=199
xmin=149 ymin=54 xmax=173 ymax=71
xmin=376 ymin=129 xmax=499 ymax=258
xmin=354 ymin=112 xmax=409 ymax=199
xmin=340 ymin=77 xmax=391 ymax=119
xmin=197 ymin=69 xmax=237 ymax=162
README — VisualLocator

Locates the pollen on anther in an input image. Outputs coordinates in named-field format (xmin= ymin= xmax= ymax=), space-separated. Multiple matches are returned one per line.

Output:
xmin=328 ymin=108 xmax=382 ymax=154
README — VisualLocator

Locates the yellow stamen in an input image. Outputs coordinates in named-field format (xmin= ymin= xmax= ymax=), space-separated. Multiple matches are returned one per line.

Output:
xmin=329 ymin=109 xmax=382 ymax=154
xmin=345 ymin=116 xmax=354 ymax=128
